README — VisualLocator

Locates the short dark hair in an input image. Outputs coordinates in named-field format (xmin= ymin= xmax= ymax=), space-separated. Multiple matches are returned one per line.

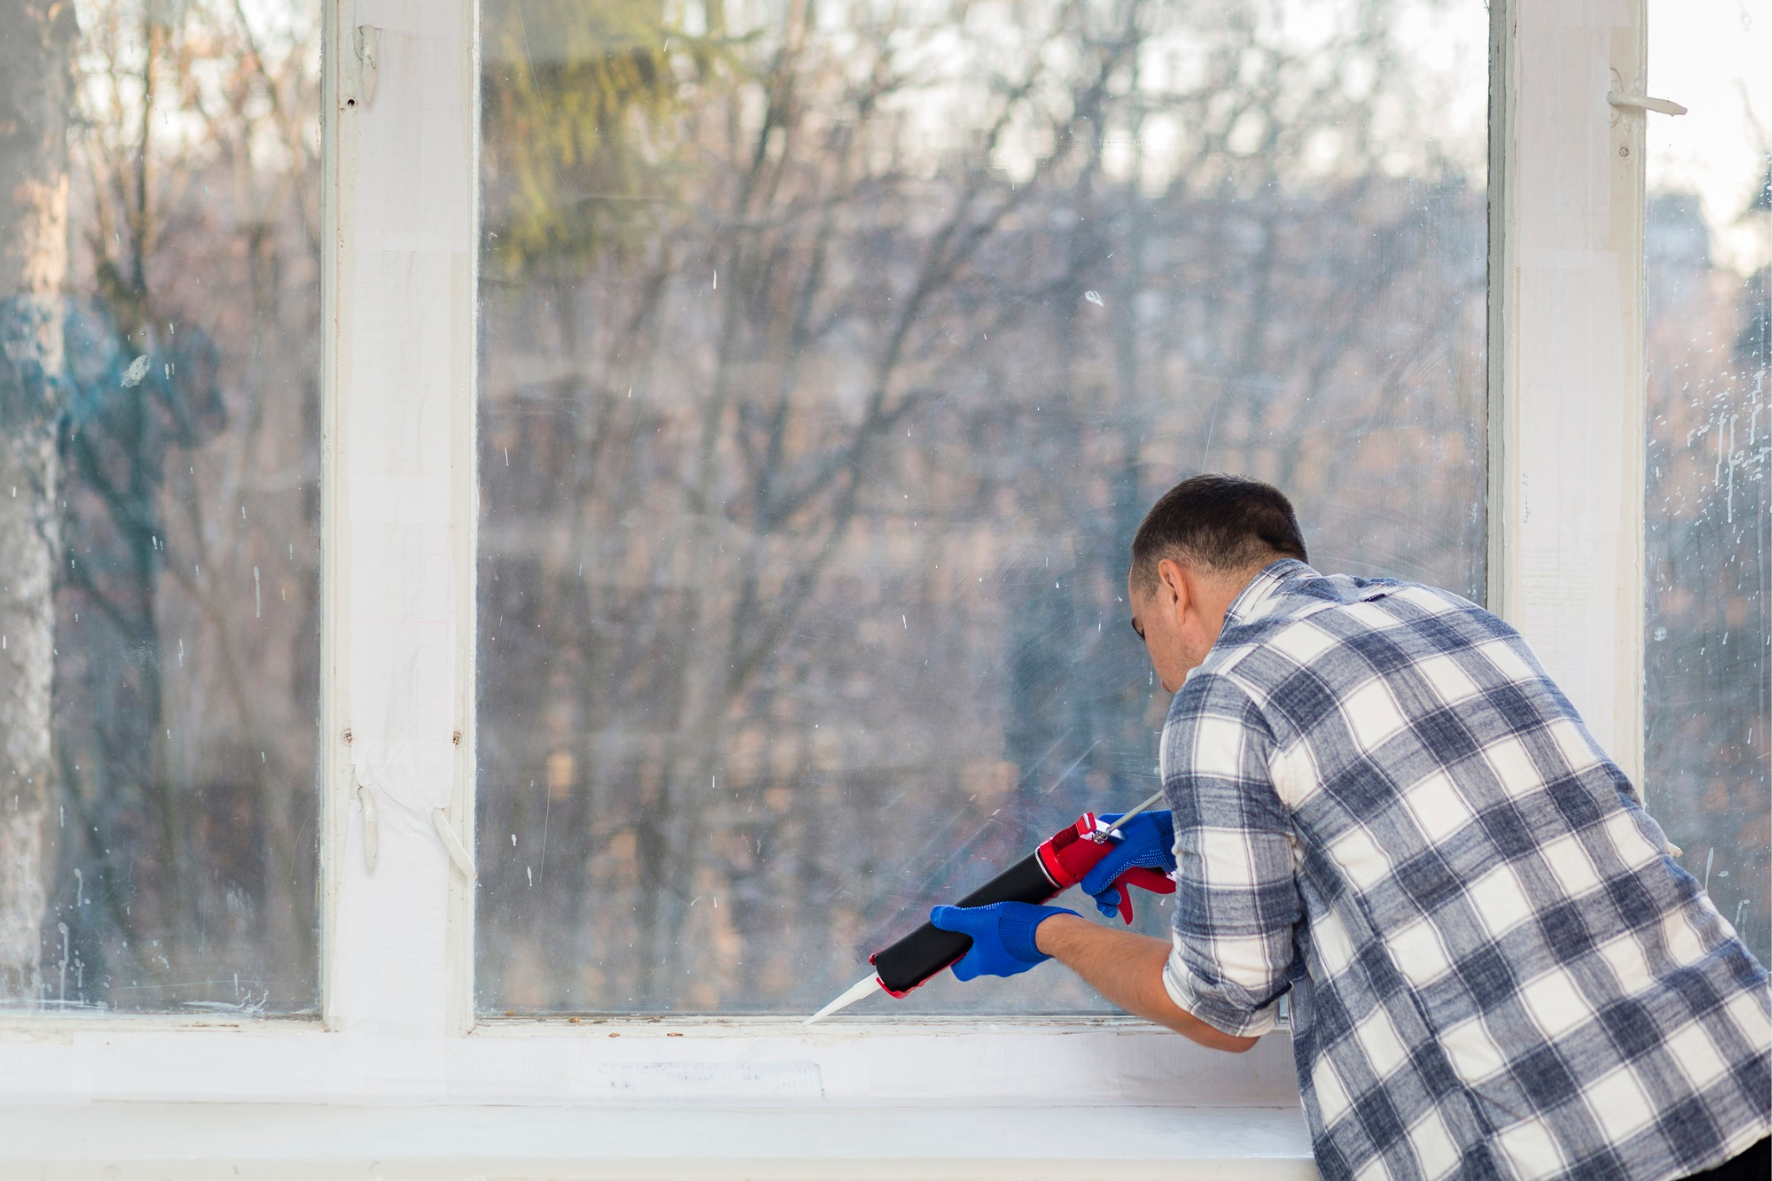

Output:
xmin=1130 ymin=474 xmax=1307 ymax=590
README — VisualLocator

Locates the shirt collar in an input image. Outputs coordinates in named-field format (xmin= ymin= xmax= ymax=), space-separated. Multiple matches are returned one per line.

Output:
xmin=1223 ymin=558 xmax=1316 ymax=626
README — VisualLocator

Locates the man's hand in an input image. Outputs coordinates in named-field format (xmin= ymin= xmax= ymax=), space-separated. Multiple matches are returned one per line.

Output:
xmin=1033 ymin=914 xmax=1259 ymax=1054
xmin=1079 ymin=810 xmax=1178 ymax=920
xmin=928 ymin=901 xmax=1078 ymax=981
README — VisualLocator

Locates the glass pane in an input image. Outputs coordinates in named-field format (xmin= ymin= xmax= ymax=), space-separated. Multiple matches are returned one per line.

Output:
xmin=1643 ymin=0 xmax=1771 ymax=965
xmin=477 ymin=0 xmax=1488 ymax=1013
xmin=0 ymin=0 xmax=321 ymax=1011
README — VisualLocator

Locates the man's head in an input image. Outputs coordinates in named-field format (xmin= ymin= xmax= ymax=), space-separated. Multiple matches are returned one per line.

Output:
xmin=1128 ymin=475 xmax=1307 ymax=691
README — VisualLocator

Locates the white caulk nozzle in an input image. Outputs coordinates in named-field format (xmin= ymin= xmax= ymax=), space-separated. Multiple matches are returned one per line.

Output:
xmin=804 ymin=974 xmax=882 ymax=1025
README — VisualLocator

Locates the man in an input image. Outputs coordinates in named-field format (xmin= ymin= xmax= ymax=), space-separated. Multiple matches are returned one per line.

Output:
xmin=931 ymin=475 xmax=1771 ymax=1181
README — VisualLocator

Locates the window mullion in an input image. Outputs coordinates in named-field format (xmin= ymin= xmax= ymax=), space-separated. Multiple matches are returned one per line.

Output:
xmin=1487 ymin=0 xmax=1649 ymax=784
xmin=322 ymin=0 xmax=480 ymax=1035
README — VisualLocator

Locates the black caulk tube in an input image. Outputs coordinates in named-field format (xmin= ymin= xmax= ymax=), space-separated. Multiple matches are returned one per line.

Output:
xmin=808 ymin=791 xmax=1163 ymax=1021
xmin=869 ymin=852 xmax=1060 ymax=995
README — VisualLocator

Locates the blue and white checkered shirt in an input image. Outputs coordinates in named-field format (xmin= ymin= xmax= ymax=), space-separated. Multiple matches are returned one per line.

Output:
xmin=1159 ymin=561 xmax=1771 ymax=1181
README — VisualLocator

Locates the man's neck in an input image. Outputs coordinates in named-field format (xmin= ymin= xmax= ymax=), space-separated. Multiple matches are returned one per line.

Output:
xmin=1198 ymin=562 xmax=1272 ymax=627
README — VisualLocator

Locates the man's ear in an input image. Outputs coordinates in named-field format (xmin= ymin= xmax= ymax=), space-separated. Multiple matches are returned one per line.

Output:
xmin=1156 ymin=557 xmax=1189 ymax=616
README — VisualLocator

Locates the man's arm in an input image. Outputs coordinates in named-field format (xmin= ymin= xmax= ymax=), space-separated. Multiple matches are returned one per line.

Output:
xmin=1034 ymin=913 xmax=1259 ymax=1053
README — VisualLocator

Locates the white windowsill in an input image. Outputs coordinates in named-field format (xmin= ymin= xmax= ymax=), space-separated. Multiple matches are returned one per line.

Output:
xmin=0 ymin=1018 xmax=1313 ymax=1177
xmin=0 ymin=1102 xmax=1317 ymax=1180
xmin=0 ymin=1020 xmax=1303 ymax=1107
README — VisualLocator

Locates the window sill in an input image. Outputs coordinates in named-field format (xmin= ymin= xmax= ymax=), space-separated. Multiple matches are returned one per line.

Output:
xmin=0 ymin=1020 xmax=1302 ymax=1107
xmin=0 ymin=1101 xmax=1317 ymax=1179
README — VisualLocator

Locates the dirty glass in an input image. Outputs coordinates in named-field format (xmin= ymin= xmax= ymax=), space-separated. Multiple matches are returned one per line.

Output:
xmin=1643 ymin=0 xmax=1771 ymax=965
xmin=475 ymin=0 xmax=1488 ymax=1013
xmin=0 ymin=0 xmax=321 ymax=1012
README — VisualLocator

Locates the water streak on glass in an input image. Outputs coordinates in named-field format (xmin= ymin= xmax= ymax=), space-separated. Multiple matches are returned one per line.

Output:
xmin=1643 ymin=0 xmax=1771 ymax=965
xmin=0 ymin=0 xmax=321 ymax=1012
xmin=475 ymin=0 xmax=1488 ymax=1013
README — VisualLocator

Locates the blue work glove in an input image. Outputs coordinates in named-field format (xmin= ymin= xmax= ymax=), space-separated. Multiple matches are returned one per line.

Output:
xmin=929 ymin=901 xmax=1080 ymax=981
xmin=1078 ymin=810 xmax=1177 ymax=919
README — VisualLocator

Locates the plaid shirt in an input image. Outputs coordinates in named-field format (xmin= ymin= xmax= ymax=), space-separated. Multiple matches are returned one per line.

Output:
xmin=1159 ymin=561 xmax=1771 ymax=1181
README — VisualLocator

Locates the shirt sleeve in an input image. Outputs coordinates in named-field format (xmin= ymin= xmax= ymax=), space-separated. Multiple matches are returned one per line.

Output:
xmin=1159 ymin=672 xmax=1302 ymax=1038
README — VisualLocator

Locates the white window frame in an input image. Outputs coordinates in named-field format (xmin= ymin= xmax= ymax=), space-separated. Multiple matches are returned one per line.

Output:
xmin=1487 ymin=0 xmax=1651 ymax=786
xmin=0 ymin=0 xmax=1656 ymax=1115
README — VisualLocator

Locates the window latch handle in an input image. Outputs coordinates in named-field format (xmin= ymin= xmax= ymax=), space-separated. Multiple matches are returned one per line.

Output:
xmin=357 ymin=782 xmax=379 ymax=874
xmin=355 ymin=26 xmax=380 ymax=108
xmin=1607 ymin=91 xmax=1687 ymax=116
xmin=342 ymin=25 xmax=380 ymax=111
xmin=432 ymin=809 xmax=478 ymax=881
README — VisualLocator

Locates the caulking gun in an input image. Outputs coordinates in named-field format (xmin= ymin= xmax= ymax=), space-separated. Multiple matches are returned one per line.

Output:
xmin=805 ymin=790 xmax=1173 ymax=1023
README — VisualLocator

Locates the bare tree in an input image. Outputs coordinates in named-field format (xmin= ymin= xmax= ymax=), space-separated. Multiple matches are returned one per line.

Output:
xmin=473 ymin=0 xmax=1489 ymax=1012
xmin=1644 ymin=187 xmax=1772 ymax=962
xmin=0 ymin=0 xmax=77 ymax=1004
xmin=0 ymin=0 xmax=326 ymax=1012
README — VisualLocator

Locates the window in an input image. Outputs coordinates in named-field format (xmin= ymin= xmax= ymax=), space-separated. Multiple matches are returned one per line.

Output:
xmin=0 ymin=0 xmax=1759 ymax=1152
xmin=475 ymin=0 xmax=1489 ymax=1014
xmin=0 ymin=0 xmax=321 ymax=1013
xmin=1642 ymin=0 xmax=1770 ymax=963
